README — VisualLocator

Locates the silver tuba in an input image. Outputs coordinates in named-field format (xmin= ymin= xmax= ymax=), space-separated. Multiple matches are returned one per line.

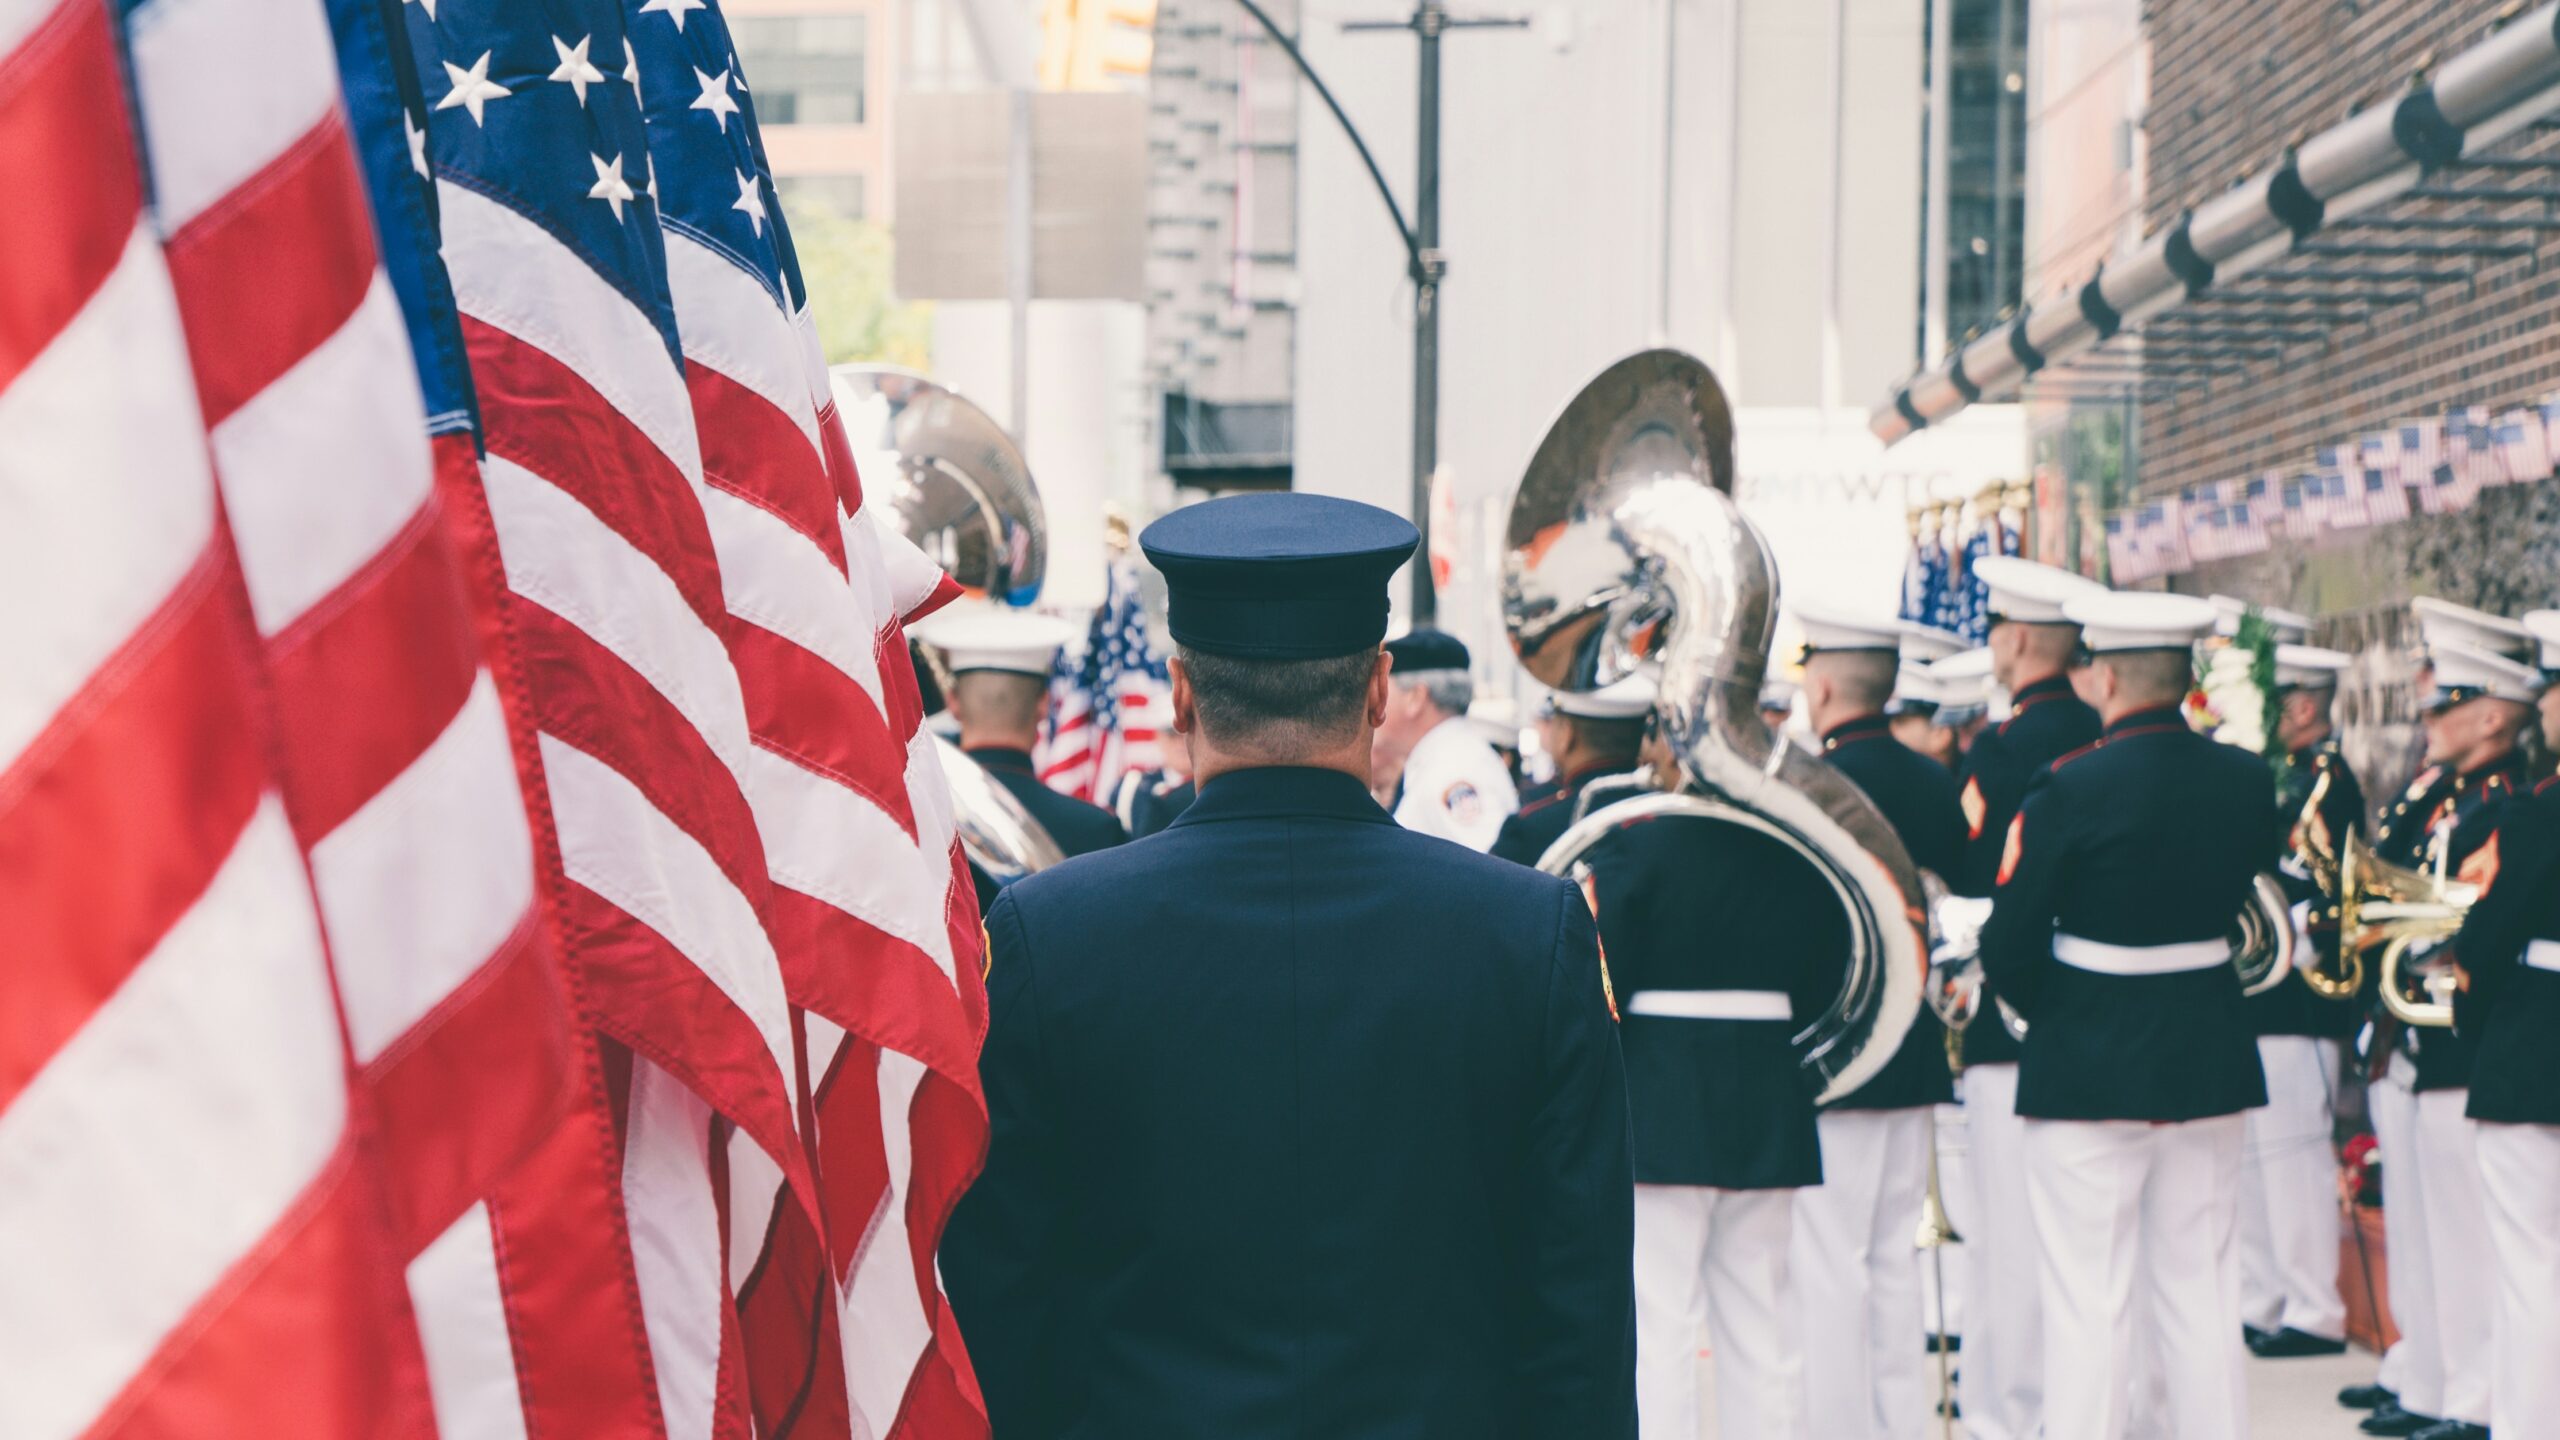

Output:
xmin=834 ymin=364 xmax=1064 ymax=880
xmin=1504 ymin=350 xmax=1928 ymax=1103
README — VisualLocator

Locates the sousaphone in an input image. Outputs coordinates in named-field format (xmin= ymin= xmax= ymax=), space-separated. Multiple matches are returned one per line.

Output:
xmin=1504 ymin=350 xmax=1927 ymax=1102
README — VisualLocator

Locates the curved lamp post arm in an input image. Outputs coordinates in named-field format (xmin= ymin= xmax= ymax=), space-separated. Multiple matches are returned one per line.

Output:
xmin=1226 ymin=0 xmax=1427 ymax=282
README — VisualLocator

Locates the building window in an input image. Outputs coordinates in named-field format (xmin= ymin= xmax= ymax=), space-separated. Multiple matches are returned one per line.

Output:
xmin=779 ymin=173 xmax=866 ymax=221
xmin=733 ymin=13 xmax=868 ymax=127
xmin=1920 ymin=0 xmax=2026 ymax=349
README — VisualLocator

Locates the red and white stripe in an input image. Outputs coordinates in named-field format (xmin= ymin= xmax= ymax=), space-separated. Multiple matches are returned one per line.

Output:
xmin=2 ymin=0 xmax=443 ymax=1430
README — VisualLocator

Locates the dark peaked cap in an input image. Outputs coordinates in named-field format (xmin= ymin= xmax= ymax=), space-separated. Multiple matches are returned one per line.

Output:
xmin=1383 ymin=629 xmax=1470 ymax=675
xmin=1140 ymin=493 xmax=1418 ymax=660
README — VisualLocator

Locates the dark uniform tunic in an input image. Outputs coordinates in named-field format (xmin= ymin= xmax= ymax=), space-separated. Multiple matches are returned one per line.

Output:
xmin=1110 ymin=767 xmax=1196 ymax=839
xmin=1978 ymin=706 xmax=2274 ymax=1121
xmin=2373 ymin=754 xmax=2532 ymax=1092
xmin=2458 ymin=776 xmax=2560 ymax=1125
xmin=1490 ymin=765 xmax=1622 ymax=868
xmin=1952 ymin=674 xmax=2102 ymax=1066
xmin=2248 ymin=738 xmax=2368 ymax=1039
xmin=1580 ymin=815 xmax=1845 ymax=1189
xmin=944 ymin=767 xmax=1637 ymax=1440
xmin=1822 ymin=714 xmax=1965 ymax=1110
xmin=968 ymin=745 xmax=1130 ymax=857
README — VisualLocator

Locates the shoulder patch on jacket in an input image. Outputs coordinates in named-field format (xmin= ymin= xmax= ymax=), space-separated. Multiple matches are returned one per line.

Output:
xmin=1997 ymin=812 xmax=2026 ymax=887
xmin=1961 ymin=776 xmax=1987 ymax=838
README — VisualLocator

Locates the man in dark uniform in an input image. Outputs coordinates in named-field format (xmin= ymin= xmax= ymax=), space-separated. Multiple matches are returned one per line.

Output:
xmin=2238 ymin=644 xmax=2366 ymax=1360
xmin=913 ymin=604 xmax=1130 ymax=858
xmin=1785 ymin=610 xmax=1967 ymax=1440
xmin=1944 ymin=556 xmax=2104 ymax=1440
xmin=1108 ymin=750 xmax=1195 ymax=838
xmin=2455 ymin=609 xmax=2560 ymax=1440
xmin=2363 ymin=604 xmax=2542 ymax=1440
xmin=1489 ymin=673 xmax=1655 ymax=867
xmin=942 ymin=493 xmax=1636 ymax=1440
xmin=1979 ymin=590 xmax=2273 ymax=1440
xmin=1583 ymin=784 xmax=1842 ymax=1440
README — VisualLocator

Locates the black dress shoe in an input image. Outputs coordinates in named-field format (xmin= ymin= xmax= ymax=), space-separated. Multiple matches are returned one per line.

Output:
xmin=2407 ymin=1424 xmax=2489 ymax=1440
xmin=2339 ymin=1382 xmax=2397 ymax=1410
xmin=1925 ymin=1333 xmax=1961 ymax=1355
xmin=2361 ymin=1400 xmax=2440 ymax=1436
xmin=2248 ymin=1325 xmax=2350 ymax=1358
xmin=2242 ymin=1322 xmax=2274 ymax=1347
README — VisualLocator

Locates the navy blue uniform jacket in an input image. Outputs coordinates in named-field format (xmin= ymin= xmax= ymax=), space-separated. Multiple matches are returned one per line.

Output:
xmin=2457 ymin=775 xmax=2560 ymax=1125
xmin=943 ymin=766 xmax=1637 ymax=1440
xmin=1952 ymin=675 xmax=2102 ymax=1066
xmin=1979 ymin=706 xmax=2273 ymax=1122
xmin=971 ymin=745 xmax=1131 ymax=857
xmin=1822 ymin=714 xmax=1964 ymax=1110
xmin=1490 ymin=765 xmax=1622 ymax=868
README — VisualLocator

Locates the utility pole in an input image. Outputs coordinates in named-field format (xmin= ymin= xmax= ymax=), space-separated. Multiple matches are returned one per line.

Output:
xmin=1228 ymin=0 xmax=1524 ymax=623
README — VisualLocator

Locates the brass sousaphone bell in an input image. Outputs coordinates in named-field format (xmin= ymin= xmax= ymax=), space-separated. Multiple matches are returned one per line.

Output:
xmin=1502 ymin=350 xmax=1928 ymax=1103
xmin=833 ymin=364 xmax=1065 ymax=881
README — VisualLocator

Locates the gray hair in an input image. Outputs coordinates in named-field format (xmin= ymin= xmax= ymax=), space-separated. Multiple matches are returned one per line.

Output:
xmin=1177 ymin=645 xmax=1379 ymax=756
xmin=1392 ymin=669 xmax=1474 ymax=717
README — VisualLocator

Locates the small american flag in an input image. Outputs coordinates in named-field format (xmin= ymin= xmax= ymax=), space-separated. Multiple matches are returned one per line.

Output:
xmin=2496 ymin=407 xmax=2551 ymax=483
xmin=1040 ymin=560 xmax=1173 ymax=803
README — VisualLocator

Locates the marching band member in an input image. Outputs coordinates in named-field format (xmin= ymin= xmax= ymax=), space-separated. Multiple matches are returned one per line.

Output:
xmin=915 ymin=603 xmax=1131 ymax=857
xmin=1787 ymin=611 xmax=1969 ymax=1440
xmin=1946 ymin=557 xmax=2105 ymax=1440
xmin=1490 ymin=674 xmax=1656 ymax=867
xmin=1979 ymin=590 xmax=2273 ymax=1440
xmin=2237 ymin=644 xmax=2364 ymax=1360
xmin=945 ymin=494 xmax=1636 ymax=1438
xmin=2455 ymin=608 xmax=2560 ymax=1440
xmin=2363 ymin=600 xmax=2542 ymax=1440
xmin=1372 ymin=629 xmax=1520 ymax=850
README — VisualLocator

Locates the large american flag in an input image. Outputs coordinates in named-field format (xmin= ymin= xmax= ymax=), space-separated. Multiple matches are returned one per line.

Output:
xmin=1037 ymin=559 xmax=1170 ymax=803
xmin=3 ymin=0 xmax=991 ymax=1429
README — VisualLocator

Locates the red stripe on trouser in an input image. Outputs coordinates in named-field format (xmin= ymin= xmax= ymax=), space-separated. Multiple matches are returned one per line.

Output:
xmin=691 ymin=363 xmax=846 ymax=574
xmin=555 ymin=877 xmax=817 ymax=1211
xmin=162 ymin=115 xmax=374 ymax=427
xmin=0 ymin=0 xmax=141 ymax=389
xmin=0 ymin=549 xmax=263 ymax=1111
xmin=464 ymin=317 xmax=728 ymax=629
xmin=263 ymin=500 xmax=484 ymax=842
xmin=87 ymin=1141 xmax=435 ymax=1440
xmin=729 ymin=621 xmax=917 ymax=839
xmin=360 ymin=913 xmax=571 ymax=1253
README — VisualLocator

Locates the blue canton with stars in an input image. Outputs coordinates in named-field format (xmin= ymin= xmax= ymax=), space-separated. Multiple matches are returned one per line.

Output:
xmin=621 ymin=0 xmax=802 ymax=312
xmin=402 ymin=0 xmax=683 ymax=367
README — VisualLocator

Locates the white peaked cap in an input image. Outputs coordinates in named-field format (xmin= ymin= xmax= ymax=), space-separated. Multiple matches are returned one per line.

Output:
xmin=2210 ymin=594 xmax=2313 ymax=644
xmin=1930 ymin=646 xmax=1995 ymax=683
xmin=2525 ymin=610 xmax=2560 ymax=672
xmin=1466 ymin=697 xmax=1524 ymax=751
xmin=1899 ymin=623 xmax=1969 ymax=666
xmin=2412 ymin=596 xmax=2532 ymax=660
xmin=2273 ymin=644 xmax=2351 ymax=690
xmin=1889 ymin=663 xmax=1954 ymax=711
xmin=1975 ymin=556 xmax=2109 ymax=624
xmin=1792 ymin=606 xmax=1907 ymax=656
xmin=2063 ymin=590 xmax=2219 ymax=654
xmin=1760 ymin=676 xmax=1800 ymax=709
xmin=910 ymin=600 xmax=1078 ymax=676
xmin=1551 ymin=672 xmax=1659 ymax=720
xmin=2425 ymin=640 xmax=2546 ymax=710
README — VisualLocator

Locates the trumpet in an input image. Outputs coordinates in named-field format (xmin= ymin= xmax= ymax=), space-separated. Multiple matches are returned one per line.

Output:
xmin=2336 ymin=827 xmax=2478 ymax=1029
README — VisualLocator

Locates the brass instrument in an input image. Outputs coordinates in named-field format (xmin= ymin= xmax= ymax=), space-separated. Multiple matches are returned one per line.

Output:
xmin=840 ymin=363 xmax=1064 ymax=879
xmin=2342 ymin=829 xmax=2478 ymax=1029
xmin=2232 ymin=874 xmax=2298 ymax=997
xmin=1505 ymin=350 xmax=1928 ymax=1104
xmin=2286 ymin=765 xmax=2367 ymax=1001
xmin=1915 ymin=1102 xmax=1962 ymax=1438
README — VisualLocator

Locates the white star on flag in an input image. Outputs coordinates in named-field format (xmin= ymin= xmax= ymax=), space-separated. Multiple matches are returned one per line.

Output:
xmin=731 ymin=168 xmax=766 ymax=235
xmin=622 ymin=37 xmax=642 ymax=104
xmin=637 ymin=0 xmax=706 ymax=30
xmin=691 ymin=66 xmax=741 ymax=131
xmin=549 ymin=35 xmax=605 ymax=106
xmin=436 ymin=51 xmax=512 ymax=126
xmin=588 ymin=151 xmax=636 ymax=220
xmin=404 ymin=109 xmax=428 ymax=176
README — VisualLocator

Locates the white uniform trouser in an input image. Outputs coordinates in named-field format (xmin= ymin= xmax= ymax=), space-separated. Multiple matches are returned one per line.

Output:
xmin=1635 ymin=1185 xmax=1806 ymax=1440
xmin=1792 ymin=1108 xmax=1931 ymax=1440
xmin=1919 ymin=1101 xmax=1971 ymax=1343
xmin=2368 ymin=1052 xmax=2440 ymax=1418
xmin=2414 ymin=1088 xmax=2494 ymax=1425
xmin=2477 ymin=1122 xmax=2560 ymax=1440
xmin=2237 ymin=1035 xmax=2347 ymax=1339
xmin=2023 ymin=1113 xmax=2249 ymax=1440
xmin=1956 ymin=1064 xmax=2040 ymax=1440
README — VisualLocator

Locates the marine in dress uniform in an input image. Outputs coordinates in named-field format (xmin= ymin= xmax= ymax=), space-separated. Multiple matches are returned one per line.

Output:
xmin=913 ymin=605 xmax=1131 ymax=859
xmin=1375 ymin=629 xmax=1520 ymax=850
xmin=2237 ymin=644 xmax=2365 ymax=1360
xmin=1944 ymin=557 xmax=2105 ymax=1440
xmin=1489 ymin=674 xmax=1656 ymax=868
xmin=1582 ymin=795 xmax=1842 ymax=1440
xmin=2363 ymin=607 xmax=2543 ymax=1440
xmin=1979 ymin=590 xmax=2273 ymax=1440
xmin=2455 ymin=608 xmax=2560 ymax=1440
xmin=941 ymin=493 xmax=1637 ymax=1440
xmin=1784 ymin=611 xmax=1968 ymax=1440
